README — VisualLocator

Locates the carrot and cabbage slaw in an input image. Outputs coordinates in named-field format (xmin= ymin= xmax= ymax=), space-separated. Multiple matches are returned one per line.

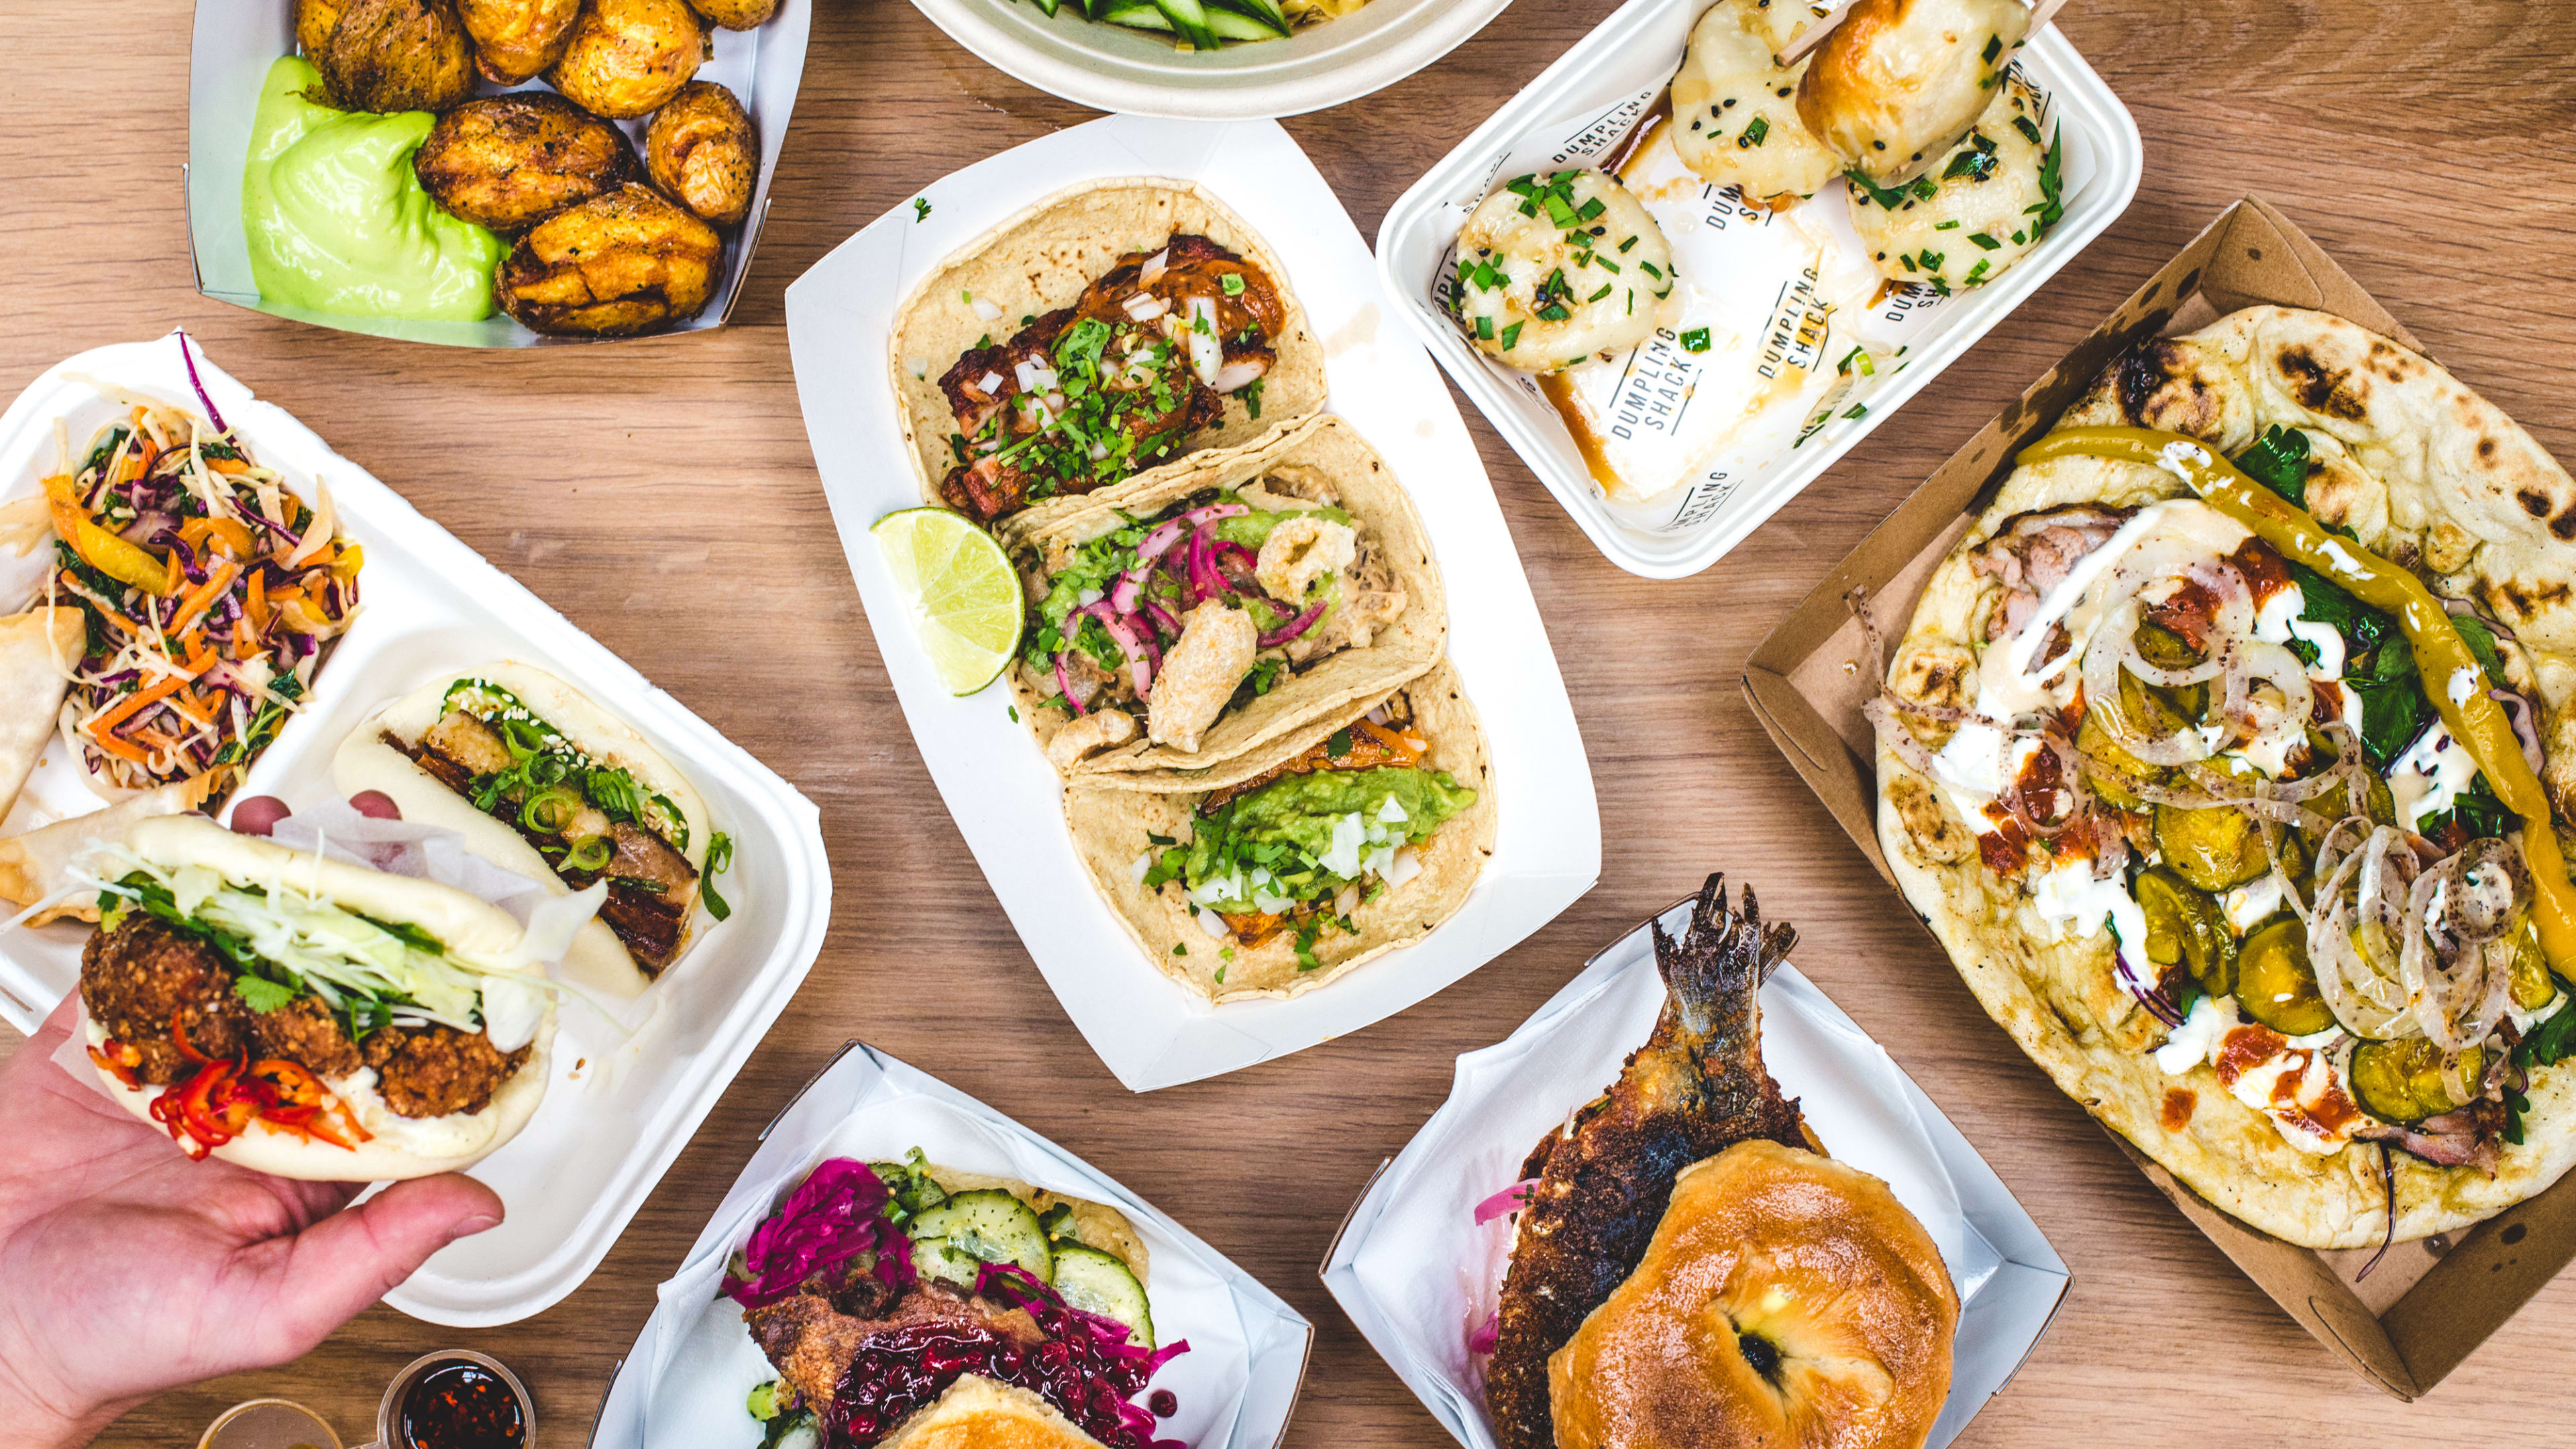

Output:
xmin=39 ymin=394 xmax=360 ymax=806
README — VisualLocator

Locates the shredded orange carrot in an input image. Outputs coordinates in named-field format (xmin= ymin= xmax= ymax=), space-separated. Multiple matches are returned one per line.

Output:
xmin=246 ymin=568 xmax=268 ymax=632
xmin=167 ymin=560 xmax=239 ymax=638
xmin=87 ymin=653 xmax=206 ymax=739
xmin=207 ymin=457 xmax=252 ymax=476
xmin=89 ymin=732 xmax=153 ymax=766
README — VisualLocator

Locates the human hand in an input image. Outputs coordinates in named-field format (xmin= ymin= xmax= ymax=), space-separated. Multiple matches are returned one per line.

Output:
xmin=0 ymin=994 xmax=506 ymax=1449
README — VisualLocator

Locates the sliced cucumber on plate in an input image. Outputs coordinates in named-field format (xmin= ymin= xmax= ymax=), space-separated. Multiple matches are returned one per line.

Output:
xmin=908 ymin=1189 xmax=1055 ymax=1287
xmin=1016 ymin=0 xmax=1299 ymax=45
xmin=1050 ymin=1243 xmax=1157 ymax=1348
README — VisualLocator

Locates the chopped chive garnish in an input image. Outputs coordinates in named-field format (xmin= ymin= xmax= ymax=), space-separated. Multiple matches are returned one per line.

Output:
xmin=1935 ymin=219 xmax=1960 ymax=229
xmin=1475 ymin=315 xmax=1493 ymax=339
xmin=1639 ymin=260 xmax=1663 ymax=278
xmin=1740 ymin=117 xmax=1770 ymax=148
xmin=1970 ymin=232 xmax=2000 ymax=250
xmin=1507 ymin=175 xmax=1538 ymax=196
xmin=1538 ymin=305 xmax=1570 ymax=321
xmin=2014 ymin=115 xmax=2044 ymax=145
xmin=1843 ymin=403 xmax=1869 ymax=419
xmin=1965 ymin=258 xmax=1992 ymax=283
xmin=1982 ymin=34 xmax=2002 ymax=63
xmin=1839 ymin=345 xmax=1874 ymax=376
xmin=1577 ymin=197 xmax=1605 ymax=221
xmin=1617 ymin=235 xmax=1638 ymax=252
xmin=2010 ymin=229 xmax=2027 ymax=244
xmin=1680 ymin=327 xmax=1711 ymax=353
xmin=1499 ymin=321 xmax=1523 ymax=350
xmin=1587 ymin=282 xmax=1613 ymax=302
xmin=1595 ymin=257 xmax=1620 ymax=273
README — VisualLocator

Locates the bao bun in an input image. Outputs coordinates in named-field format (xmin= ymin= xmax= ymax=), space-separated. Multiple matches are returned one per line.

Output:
xmin=333 ymin=660 xmax=710 ymax=1001
xmin=87 ymin=816 xmax=554 ymax=1182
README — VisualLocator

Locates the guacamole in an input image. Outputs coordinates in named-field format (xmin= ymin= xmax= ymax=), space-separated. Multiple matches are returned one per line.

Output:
xmin=240 ymin=57 xmax=503 ymax=321
xmin=1152 ymin=765 xmax=1476 ymax=913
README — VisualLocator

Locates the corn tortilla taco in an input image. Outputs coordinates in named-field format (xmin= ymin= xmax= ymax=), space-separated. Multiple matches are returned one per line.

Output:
xmin=1870 ymin=305 xmax=2576 ymax=1249
xmin=1010 ymin=412 xmax=1446 ymax=780
xmin=889 ymin=176 xmax=1326 ymax=529
xmin=1065 ymin=660 xmax=1494 ymax=1002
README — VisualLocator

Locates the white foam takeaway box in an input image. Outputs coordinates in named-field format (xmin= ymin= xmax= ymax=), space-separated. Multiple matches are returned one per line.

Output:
xmin=587 ymin=1039 xmax=1313 ymax=1449
xmin=1324 ymin=894 xmax=2070 ymax=1449
xmin=186 ymin=0 xmax=811 ymax=347
xmin=784 ymin=114 xmax=1601 ymax=1092
xmin=0 ymin=335 xmax=833 ymax=1326
xmin=1376 ymin=0 xmax=2142 ymax=578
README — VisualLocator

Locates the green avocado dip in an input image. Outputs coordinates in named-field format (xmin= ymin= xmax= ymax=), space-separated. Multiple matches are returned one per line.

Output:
xmin=1147 ymin=765 xmax=1476 ymax=916
xmin=240 ymin=56 xmax=502 ymax=321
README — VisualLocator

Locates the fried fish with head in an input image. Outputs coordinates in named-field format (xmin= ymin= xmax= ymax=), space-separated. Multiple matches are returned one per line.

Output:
xmin=494 ymin=183 xmax=723 ymax=336
xmin=415 ymin=92 xmax=642 ymax=233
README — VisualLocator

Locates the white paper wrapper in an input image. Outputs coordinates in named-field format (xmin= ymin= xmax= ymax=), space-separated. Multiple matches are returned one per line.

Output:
xmin=1322 ymin=895 xmax=2071 ymax=1449
xmin=587 ymin=1042 xmax=1311 ymax=1449
xmin=784 ymin=116 xmax=1601 ymax=1091
xmin=1377 ymin=0 xmax=2143 ymax=578
xmin=0 ymin=337 xmax=833 ymax=1326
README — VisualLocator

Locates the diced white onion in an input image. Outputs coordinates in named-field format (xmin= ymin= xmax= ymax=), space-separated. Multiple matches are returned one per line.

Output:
xmin=1197 ymin=908 xmax=1229 ymax=938
xmin=1124 ymin=293 xmax=1167 ymax=322
xmin=1210 ymin=359 xmax=1266 ymax=393
xmin=1377 ymin=796 xmax=1408 ymax=824
xmin=1131 ymin=851 xmax=1155 ymax=883
xmin=906 ymin=356 xmax=930 ymax=379
xmin=1319 ymin=812 xmax=1367 ymax=878
xmin=1387 ymin=847 xmax=1423 ymax=887
xmin=1014 ymin=359 xmax=1041 ymax=392
xmin=1088 ymin=441 xmax=1109 ymax=460
xmin=1186 ymin=297 xmax=1222 ymax=386
xmin=1138 ymin=248 xmax=1170 ymax=285
xmin=971 ymin=295 xmax=1002 ymax=322
xmin=977 ymin=370 xmax=1006 ymax=394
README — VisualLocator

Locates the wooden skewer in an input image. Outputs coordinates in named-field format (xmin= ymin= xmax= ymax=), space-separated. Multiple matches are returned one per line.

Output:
xmin=1774 ymin=0 xmax=2072 ymax=70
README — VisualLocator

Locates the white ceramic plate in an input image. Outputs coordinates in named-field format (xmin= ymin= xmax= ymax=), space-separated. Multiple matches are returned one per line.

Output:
xmin=904 ymin=0 xmax=1513 ymax=119
xmin=587 ymin=1040 xmax=1312 ymax=1449
xmin=1322 ymin=894 xmax=2072 ymax=1448
xmin=0 ymin=337 xmax=833 ymax=1325
xmin=1377 ymin=0 xmax=2143 ymax=578
xmin=186 ymin=1 xmax=812 ymax=347
xmin=784 ymin=115 xmax=1599 ymax=1092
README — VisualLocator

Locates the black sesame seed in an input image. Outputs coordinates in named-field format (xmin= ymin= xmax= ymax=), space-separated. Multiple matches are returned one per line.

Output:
xmin=1872 ymin=140 xmax=1886 ymax=150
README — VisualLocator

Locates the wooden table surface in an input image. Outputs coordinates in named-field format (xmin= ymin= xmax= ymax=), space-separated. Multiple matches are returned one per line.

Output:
xmin=7 ymin=0 xmax=2576 ymax=1444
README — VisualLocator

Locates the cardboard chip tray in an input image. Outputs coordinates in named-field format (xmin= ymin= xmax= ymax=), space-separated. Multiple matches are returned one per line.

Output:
xmin=1743 ymin=195 xmax=2576 ymax=1400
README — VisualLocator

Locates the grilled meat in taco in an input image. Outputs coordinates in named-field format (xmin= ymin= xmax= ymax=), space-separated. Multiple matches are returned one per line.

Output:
xmin=936 ymin=235 xmax=1286 ymax=523
xmin=1012 ymin=414 xmax=1442 ymax=777
xmin=76 ymin=814 xmax=555 ymax=1180
xmin=892 ymin=179 xmax=1324 ymax=529
xmin=1064 ymin=661 xmax=1493 ymax=1000
xmin=335 ymin=661 xmax=727 ymax=998
xmin=729 ymin=1152 xmax=1184 ymax=1449
xmin=1870 ymin=305 xmax=2576 ymax=1249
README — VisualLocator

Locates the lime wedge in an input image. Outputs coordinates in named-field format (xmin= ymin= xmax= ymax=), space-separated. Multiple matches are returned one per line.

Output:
xmin=872 ymin=508 xmax=1024 ymax=696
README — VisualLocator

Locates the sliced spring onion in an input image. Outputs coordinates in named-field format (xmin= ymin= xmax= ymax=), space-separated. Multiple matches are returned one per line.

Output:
xmin=1150 ymin=0 xmax=1224 ymax=48
xmin=565 ymin=835 xmax=612 ymax=873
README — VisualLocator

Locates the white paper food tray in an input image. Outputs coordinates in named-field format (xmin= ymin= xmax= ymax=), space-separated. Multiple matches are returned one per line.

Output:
xmin=585 ymin=1039 xmax=1313 ymax=1449
xmin=185 ymin=1 xmax=812 ymax=347
xmin=0 ymin=335 xmax=833 ymax=1326
xmin=1322 ymin=893 xmax=2070 ymax=1449
xmin=1377 ymin=0 xmax=2143 ymax=579
xmin=783 ymin=115 xmax=1601 ymax=1093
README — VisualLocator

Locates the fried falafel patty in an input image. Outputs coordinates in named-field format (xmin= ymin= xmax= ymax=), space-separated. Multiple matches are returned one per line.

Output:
xmin=80 ymin=917 xmax=527 ymax=1118
xmin=79 ymin=918 xmax=252 ymax=1084
xmin=362 ymin=1023 xmax=531 ymax=1118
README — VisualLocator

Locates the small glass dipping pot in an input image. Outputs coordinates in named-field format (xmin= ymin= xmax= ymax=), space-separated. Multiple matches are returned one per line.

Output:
xmin=363 ymin=1350 xmax=535 ymax=1449
xmin=199 ymin=1398 xmax=342 ymax=1449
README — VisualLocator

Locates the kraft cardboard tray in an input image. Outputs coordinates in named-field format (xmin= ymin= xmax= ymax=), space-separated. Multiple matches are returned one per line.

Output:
xmin=1741 ymin=195 xmax=2576 ymax=1399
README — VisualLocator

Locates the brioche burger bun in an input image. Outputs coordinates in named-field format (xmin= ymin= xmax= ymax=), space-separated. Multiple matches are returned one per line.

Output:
xmin=333 ymin=660 xmax=711 ymax=1000
xmin=83 ymin=815 xmax=555 ymax=1181
xmin=1549 ymin=1140 xmax=1958 ymax=1449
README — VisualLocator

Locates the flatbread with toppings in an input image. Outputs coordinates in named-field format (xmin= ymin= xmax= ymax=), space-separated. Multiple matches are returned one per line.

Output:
xmin=1871 ymin=305 xmax=2576 ymax=1248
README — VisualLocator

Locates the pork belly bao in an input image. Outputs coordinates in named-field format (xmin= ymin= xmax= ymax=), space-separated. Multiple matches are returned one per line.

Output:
xmin=729 ymin=1152 xmax=1187 ymax=1449
xmin=78 ymin=815 xmax=554 ymax=1179
xmin=335 ymin=661 xmax=731 ymax=998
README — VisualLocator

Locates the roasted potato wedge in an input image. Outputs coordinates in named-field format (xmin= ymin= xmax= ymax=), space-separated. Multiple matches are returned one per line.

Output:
xmin=495 ymin=184 xmax=723 ymax=336
xmin=457 ymin=0 xmax=582 ymax=85
xmin=315 ymin=0 xmax=478 ymax=113
xmin=686 ymin=0 xmax=777 ymax=28
xmin=294 ymin=0 xmax=350 ymax=59
xmin=417 ymin=93 xmax=641 ymax=233
xmin=645 ymin=82 xmax=757 ymax=226
xmin=549 ymin=0 xmax=706 ymax=119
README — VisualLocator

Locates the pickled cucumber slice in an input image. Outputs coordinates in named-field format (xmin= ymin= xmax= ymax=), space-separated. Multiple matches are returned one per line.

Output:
xmin=1051 ymin=1244 xmax=1155 ymax=1349
xmin=908 ymin=1189 xmax=1055 ymax=1287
